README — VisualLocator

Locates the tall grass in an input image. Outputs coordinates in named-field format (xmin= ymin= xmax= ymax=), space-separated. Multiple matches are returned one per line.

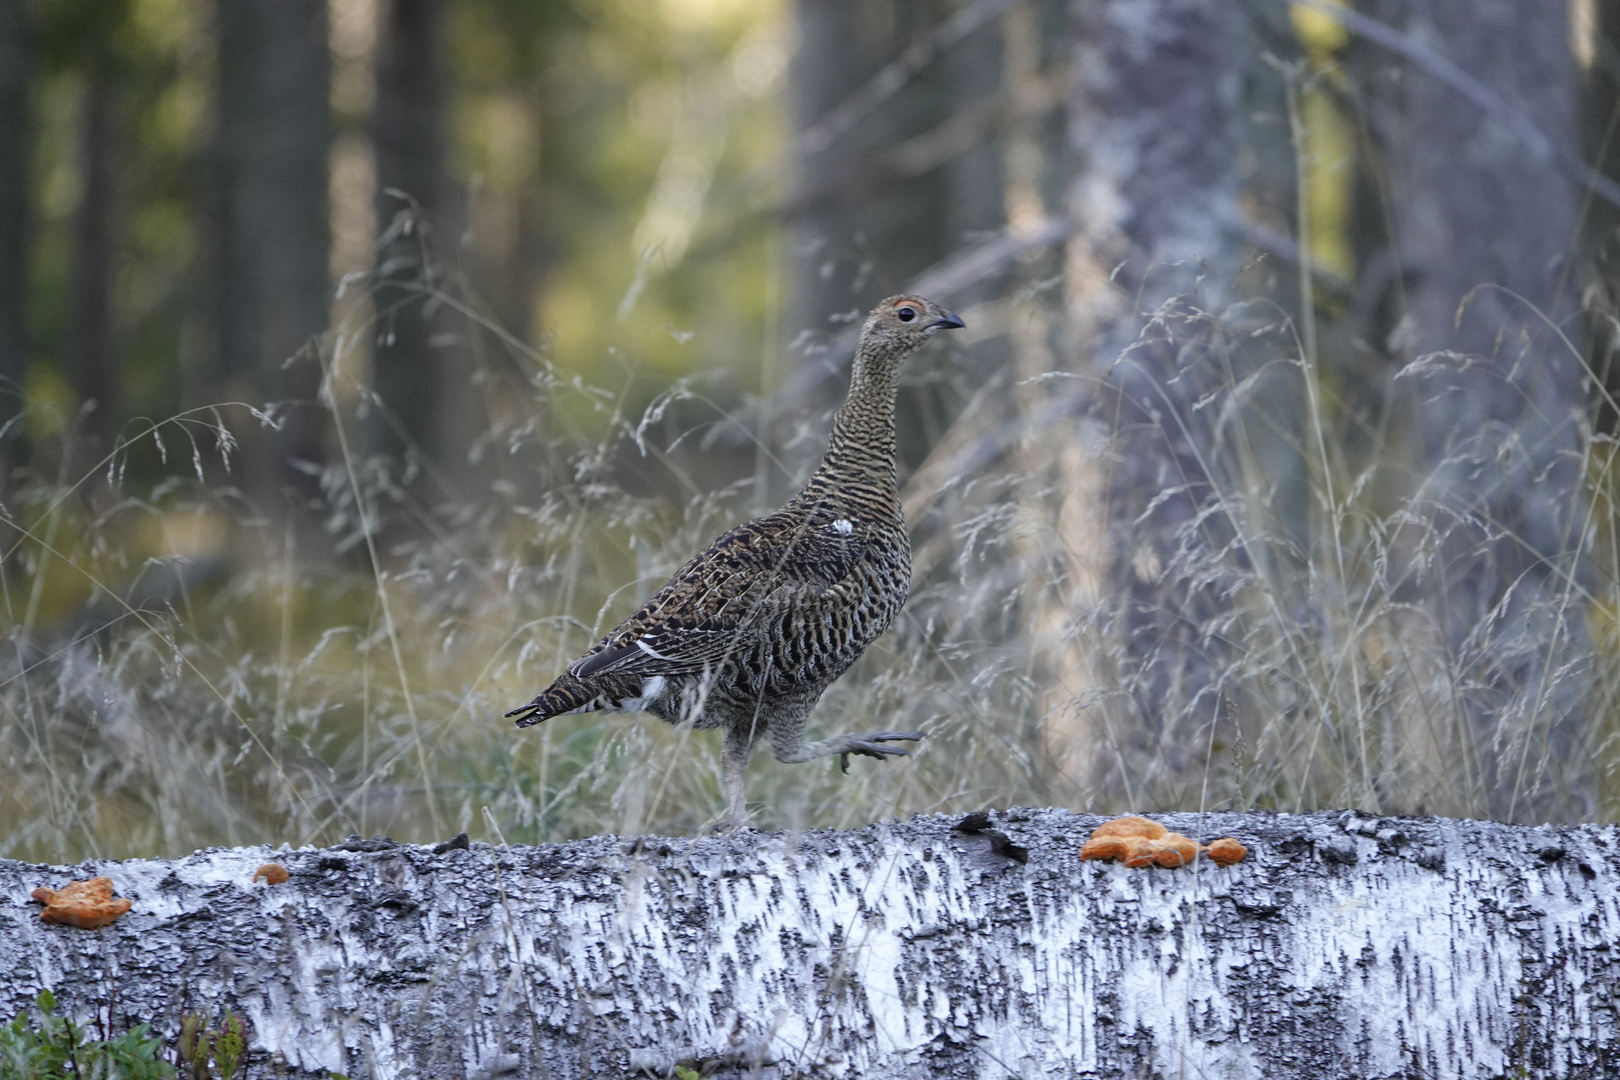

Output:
xmin=1 ymin=269 xmax=1615 ymax=865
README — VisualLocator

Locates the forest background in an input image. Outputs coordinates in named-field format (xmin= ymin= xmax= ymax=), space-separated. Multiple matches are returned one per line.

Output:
xmin=3 ymin=0 xmax=1618 ymax=862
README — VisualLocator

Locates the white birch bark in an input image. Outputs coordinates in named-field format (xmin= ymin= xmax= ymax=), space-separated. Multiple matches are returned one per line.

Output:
xmin=2 ymin=809 xmax=1617 ymax=1078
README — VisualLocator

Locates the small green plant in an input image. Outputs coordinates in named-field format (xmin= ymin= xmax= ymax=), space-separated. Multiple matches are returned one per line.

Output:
xmin=176 ymin=1011 xmax=244 ymax=1080
xmin=0 ymin=989 xmax=174 ymax=1080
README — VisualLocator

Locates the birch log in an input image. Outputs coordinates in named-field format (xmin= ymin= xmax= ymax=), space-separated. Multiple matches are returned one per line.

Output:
xmin=2 ymin=809 xmax=1617 ymax=1078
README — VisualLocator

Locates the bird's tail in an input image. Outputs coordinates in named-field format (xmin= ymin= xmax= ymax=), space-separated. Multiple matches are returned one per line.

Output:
xmin=504 ymin=675 xmax=604 ymax=728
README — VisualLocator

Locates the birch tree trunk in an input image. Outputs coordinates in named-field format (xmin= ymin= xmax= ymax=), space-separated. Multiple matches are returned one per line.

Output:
xmin=2 ymin=810 xmax=1617 ymax=1079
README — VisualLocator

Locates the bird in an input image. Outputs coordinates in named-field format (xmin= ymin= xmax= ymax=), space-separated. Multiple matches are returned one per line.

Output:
xmin=506 ymin=295 xmax=965 ymax=827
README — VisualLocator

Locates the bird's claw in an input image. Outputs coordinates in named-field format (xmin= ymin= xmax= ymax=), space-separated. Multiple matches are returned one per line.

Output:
xmin=838 ymin=731 xmax=926 ymax=773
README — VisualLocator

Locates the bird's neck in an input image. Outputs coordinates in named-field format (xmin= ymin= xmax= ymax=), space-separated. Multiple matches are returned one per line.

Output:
xmin=803 ymin=348 xmax=902 ymax=504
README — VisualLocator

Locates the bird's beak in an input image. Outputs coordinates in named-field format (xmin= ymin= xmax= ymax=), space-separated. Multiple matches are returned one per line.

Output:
xmin=927 ymin=310 xmax=965 ymax=331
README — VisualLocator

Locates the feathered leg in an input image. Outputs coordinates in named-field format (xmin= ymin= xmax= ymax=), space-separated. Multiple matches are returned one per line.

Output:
xmin=717 ymin=720 xmax=758 ymax=830
xmin=715 ymin=661 xmax=781 ymax=830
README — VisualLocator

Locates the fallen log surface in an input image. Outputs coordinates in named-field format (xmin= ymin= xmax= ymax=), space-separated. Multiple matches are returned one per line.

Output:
xmin=1 ymin=808 xmax=1617 ymax=1079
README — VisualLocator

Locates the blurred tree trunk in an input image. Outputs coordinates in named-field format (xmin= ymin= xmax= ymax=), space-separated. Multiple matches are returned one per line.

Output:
xmin=1380 ymin=0 xmax=1593 ymax=820
xmin=1000 ymin=0 xmax=1085 ymax=790
xmin=940 ymin=8 xmax=1005 ymax=281
xmin=370 ymin=0 xmax=464 ymax=480
xmin=216 ymin=0 xmax=332 ymax=521
xmin=1586 ymin=0 xmax=1620 ymax=418
xmin=1065 ymin=1 xmax=1250 ymax=795
xmin=67 ymin=67 xmax=117 ymax=477
xmin=785 ymin=0 xmax=892 ymax=339
xmin=784 ymin=1 xmax=952 ymax=482
xmin=0 ymin=0 xmax=26 ymax=460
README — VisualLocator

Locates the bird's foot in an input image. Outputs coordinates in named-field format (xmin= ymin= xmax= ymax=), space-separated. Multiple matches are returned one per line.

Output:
xmin=836 ymin=730 xmax=925 ymax=774
xmin=709 ymin=808 xmax=758 ymax=835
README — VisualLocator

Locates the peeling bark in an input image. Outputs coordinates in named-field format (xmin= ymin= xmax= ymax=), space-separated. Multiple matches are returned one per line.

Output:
xmin=1 ymin=810 xmax=1617 ymax=1079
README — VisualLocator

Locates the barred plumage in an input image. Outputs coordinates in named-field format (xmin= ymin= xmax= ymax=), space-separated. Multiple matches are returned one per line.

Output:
xmin=506 ymin=295 xmax=964 ymax=827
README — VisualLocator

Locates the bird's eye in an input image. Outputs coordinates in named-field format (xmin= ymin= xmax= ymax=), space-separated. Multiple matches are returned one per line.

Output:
xmin=896 ymin=306 xmax=917 ymax=322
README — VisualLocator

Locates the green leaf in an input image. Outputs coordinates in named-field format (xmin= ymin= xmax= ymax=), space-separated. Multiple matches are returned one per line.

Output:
xmin=215 ymin=1013 xmax=244 ymax=1080
xmin=0 ymin=990 xmax=176 ymax=1080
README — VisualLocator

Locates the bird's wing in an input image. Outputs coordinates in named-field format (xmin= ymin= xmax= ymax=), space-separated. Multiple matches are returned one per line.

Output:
xmin=566 ymin=510 xmax=867 ymax=678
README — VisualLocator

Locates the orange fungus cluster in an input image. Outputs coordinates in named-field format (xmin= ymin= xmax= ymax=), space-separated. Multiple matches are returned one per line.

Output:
xmin=1080 ymin=816 xmax=1248 ymax=868
xmin=30 ymin=877 xmax=133 ymax=929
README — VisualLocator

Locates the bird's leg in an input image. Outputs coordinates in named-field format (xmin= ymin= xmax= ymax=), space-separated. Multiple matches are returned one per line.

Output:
xmin=714 ymin=679 xmax=768 ymax=832
xmin=768 ymin=713 xmax=925 ymax=774
xmin=716 ymin=722 xmax=755 ymax=830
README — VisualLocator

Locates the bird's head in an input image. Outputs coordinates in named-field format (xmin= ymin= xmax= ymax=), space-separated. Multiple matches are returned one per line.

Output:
xmin=859 ymin=295 xmax=965 ymax=359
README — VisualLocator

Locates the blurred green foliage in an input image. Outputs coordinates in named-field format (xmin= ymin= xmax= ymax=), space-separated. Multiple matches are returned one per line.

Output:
xmin=18 ymin=0 xmax=784 ymax=448
xmin=175 ymin=1011 xmax=242 ymax=1080
xmin=0 ymin=990 xmax=174 ymax=1080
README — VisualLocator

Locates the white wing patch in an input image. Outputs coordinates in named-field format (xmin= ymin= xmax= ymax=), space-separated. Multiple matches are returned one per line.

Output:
xmin=617 ymin=675 xmax=668 ymax=713
xmin=831 ymin=518 xmax=854 ymax=535
xmin=636 ymin=636 xmax=674 ymax=662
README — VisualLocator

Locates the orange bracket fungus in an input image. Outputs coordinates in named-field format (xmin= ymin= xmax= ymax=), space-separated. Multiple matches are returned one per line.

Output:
xmin=1206 ymin=837 xmax=1248 ymax=866
xmin=1080 ymin=816 xmax=1248 ymax=869
xmin=253 ymin=864 xmax=290 ymax=885
xmin=30 ymin=876 xmax=132 ymax=929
